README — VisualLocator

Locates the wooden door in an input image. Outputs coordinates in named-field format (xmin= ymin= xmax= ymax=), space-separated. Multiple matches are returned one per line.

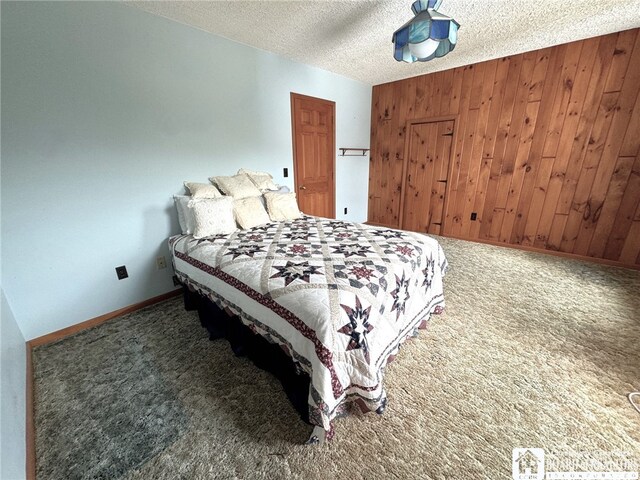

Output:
xmin=400 ymin=119 xmax=454 ymax=235
xmin=291 ymin=93 xmax=335 ymax=218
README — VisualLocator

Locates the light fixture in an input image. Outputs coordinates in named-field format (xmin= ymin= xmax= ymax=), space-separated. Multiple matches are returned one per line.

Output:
xmin=392 ymin=0 xmax=460 ymax=63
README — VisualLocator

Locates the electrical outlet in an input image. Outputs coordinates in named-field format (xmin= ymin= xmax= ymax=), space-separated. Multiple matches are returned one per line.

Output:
xmin=470 ymin=212 xmax=477 ymax=221
xmin=156 ymin=255 xmax=167 ymax=270
xmin=115 ymin=265 xmax=128 ymax=280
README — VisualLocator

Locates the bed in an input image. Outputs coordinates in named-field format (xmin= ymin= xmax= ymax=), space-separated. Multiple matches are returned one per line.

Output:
xmin=169 ymin=215 xmax=447 ymax=443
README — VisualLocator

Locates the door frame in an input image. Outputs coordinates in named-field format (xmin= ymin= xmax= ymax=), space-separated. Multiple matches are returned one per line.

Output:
xmin=290 ymin=92 xmax=336 ymax=218
xmin=398 ymin=115 xmax=457 ymax=233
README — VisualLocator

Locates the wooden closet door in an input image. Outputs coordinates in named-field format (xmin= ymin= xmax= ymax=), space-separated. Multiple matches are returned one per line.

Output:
xmin=401 ymin=120 xmax=453 ymax=235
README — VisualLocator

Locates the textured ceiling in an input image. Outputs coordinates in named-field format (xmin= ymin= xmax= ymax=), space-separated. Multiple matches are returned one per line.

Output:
xmin=128 ymin=0 xmax=640 ymax=85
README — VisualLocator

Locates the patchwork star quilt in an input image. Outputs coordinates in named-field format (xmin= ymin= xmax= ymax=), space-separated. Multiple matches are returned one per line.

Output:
xmin=170 ymin=216 xmax=447 ymax=439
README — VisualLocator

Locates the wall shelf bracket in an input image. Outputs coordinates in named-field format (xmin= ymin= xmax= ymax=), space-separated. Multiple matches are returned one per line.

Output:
xmin=339 ymin=148 xmax=370 ymax=157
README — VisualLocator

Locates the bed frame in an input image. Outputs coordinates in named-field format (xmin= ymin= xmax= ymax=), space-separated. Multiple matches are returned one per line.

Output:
xmin=182 ymin=285 xmax=312 ymax=425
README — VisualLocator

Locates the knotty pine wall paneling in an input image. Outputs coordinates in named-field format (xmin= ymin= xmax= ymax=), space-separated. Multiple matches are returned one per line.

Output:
xmin=368 ymin=29 xmax=640 ymax=267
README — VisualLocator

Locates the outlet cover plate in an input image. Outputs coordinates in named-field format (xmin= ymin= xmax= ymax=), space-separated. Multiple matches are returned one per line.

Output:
xmin=115 ymin=265 xmax=128 ymax=280
xmin=156 ymin=256 xmax=167 ymax=270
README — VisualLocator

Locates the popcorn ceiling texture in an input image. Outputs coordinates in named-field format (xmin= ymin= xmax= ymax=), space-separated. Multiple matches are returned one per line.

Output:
xmin=127 ymin=0 xmax=640 ymax=85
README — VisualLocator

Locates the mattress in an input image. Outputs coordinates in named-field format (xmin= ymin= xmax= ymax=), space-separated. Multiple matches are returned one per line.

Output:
xmin=169 ymin=216 xmax=447 ymax=442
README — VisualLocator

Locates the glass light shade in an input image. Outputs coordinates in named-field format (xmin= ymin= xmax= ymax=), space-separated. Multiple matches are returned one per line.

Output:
xmin=392 ymin=0 xmax=459 ymax=63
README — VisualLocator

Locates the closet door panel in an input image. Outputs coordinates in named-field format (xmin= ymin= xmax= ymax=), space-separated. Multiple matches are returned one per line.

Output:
xmin=401 ymin=120 xmax=454 ymax=235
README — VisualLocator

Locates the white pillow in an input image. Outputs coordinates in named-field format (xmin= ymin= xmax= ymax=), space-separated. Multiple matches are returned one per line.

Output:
xmin=238 ymin=168 xmax=279 ymax=192
xmin=188 ymin=197 xmax=236 ymax=239
xmin=210 ymin=174 xmax=262 ymax=199
xmin=234 ymin=197 xmax=271 ymax=229
xmin=264 ymin=192 xmax=302 ymax=221
xmin=173 ymin=195 xmax=196 ymax=234
xmin=258 ymin=185 xmax=291 ymax=210
xmin=184 ymin=182 xmax=222 ymax=199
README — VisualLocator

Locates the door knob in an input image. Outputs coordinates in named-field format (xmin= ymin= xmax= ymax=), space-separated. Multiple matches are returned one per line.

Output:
xmin=299 ymin=185 xmax=307 ymax=190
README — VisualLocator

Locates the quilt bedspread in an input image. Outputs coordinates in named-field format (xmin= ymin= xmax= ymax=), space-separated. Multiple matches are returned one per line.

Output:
xmin=169 ymin=216 xmax=447 ymax=437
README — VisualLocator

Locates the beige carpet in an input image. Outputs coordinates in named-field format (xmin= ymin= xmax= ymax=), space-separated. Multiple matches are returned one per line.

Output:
xmin=33 ymin=236 xmax=640 ymax=479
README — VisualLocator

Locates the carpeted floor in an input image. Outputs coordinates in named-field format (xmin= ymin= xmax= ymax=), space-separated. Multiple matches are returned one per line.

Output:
xmin=33 ymin=237 xmax=640 ymax=479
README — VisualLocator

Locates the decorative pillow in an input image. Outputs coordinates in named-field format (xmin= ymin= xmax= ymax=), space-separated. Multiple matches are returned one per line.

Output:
xmin=184 ymin=182 xmax=222 ymax=199
xmin=234 ymin=196 xmax=271 ymax=229
xmin=188 ymin=197 xmax=236 ymax=239
xmin=258 ymin=185 xmax=291 ymax=210
xmin=173 ymin=195 xmax=196 ymax=234
xmin=264 ymin=192 xmax=302 ymax=221
xmin=238 ymin=168 xmax=279 ymax=192
xmin=210 ymin=174 xmax=262 ymax=199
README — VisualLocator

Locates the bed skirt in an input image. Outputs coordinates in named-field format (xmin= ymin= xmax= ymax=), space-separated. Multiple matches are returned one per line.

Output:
xmin=182 ymin=286 xmax=312 ymax=425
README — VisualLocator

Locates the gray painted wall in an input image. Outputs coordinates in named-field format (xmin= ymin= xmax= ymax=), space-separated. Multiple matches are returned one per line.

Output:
xmin=0 ymin=289 xmax=27 ymax=480
xmin=1 ymin=1 xmax=372 ymax=340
